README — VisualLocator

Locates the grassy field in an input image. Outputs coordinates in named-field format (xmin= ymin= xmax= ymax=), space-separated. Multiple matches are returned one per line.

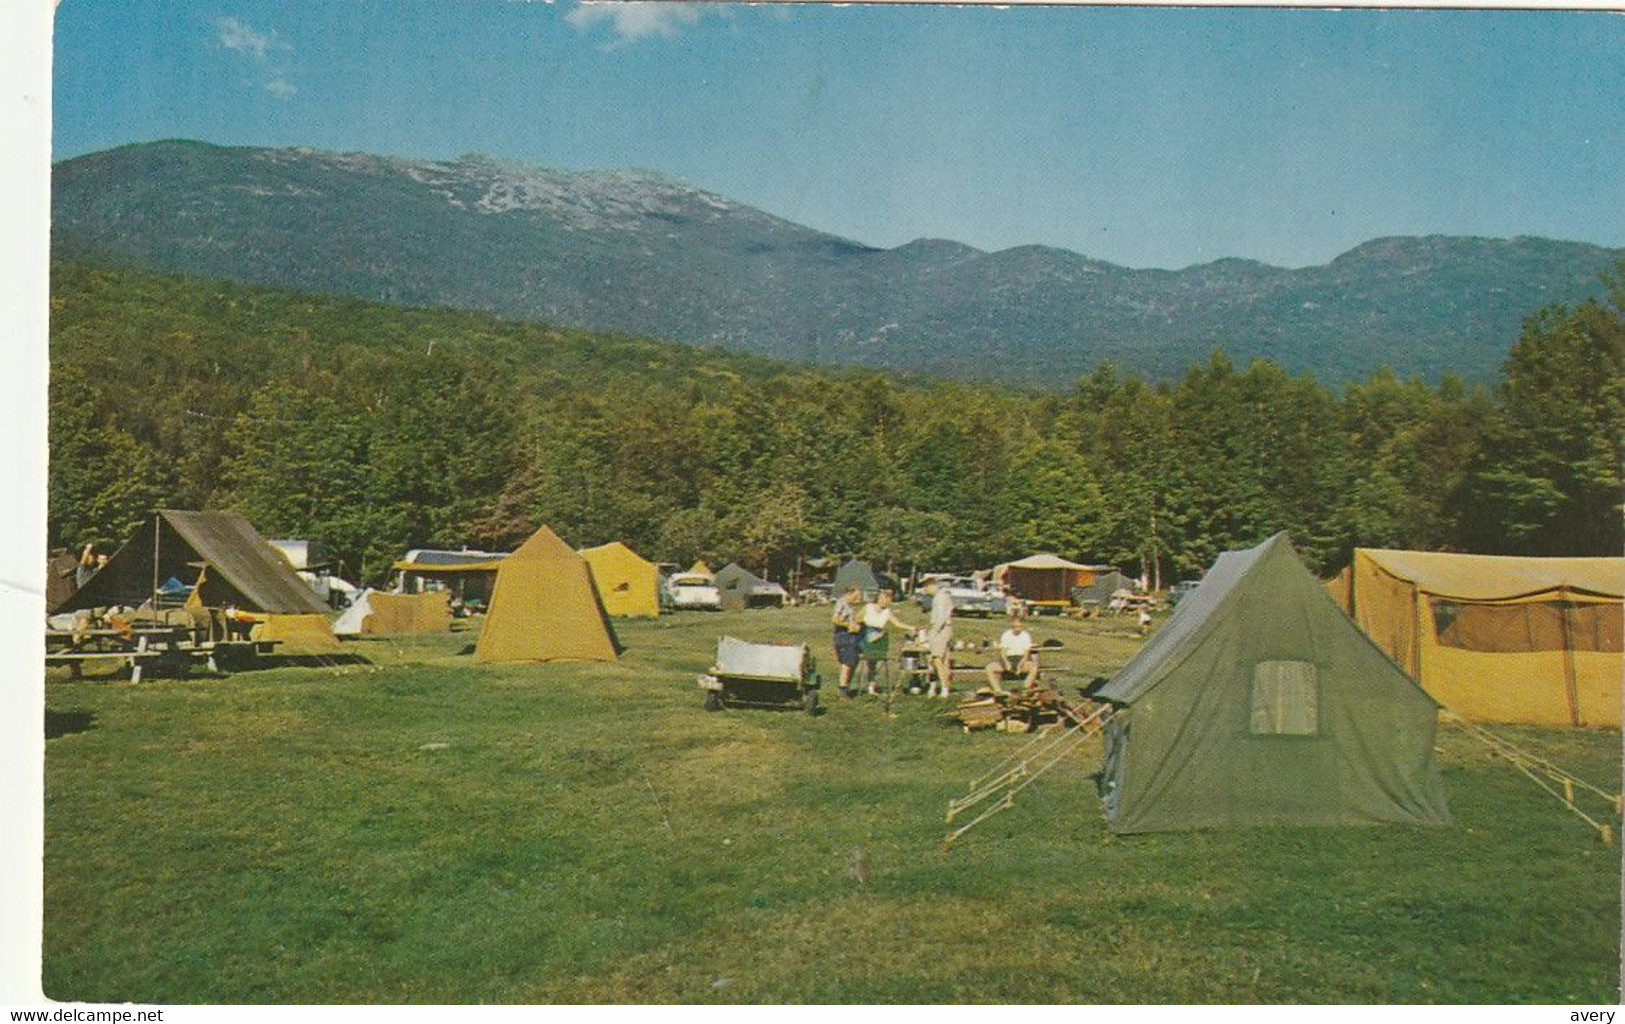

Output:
xmin=42 ymin=605 xmax=1622 ymax=1003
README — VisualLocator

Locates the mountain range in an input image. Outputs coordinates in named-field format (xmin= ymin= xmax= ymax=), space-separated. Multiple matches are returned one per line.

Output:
xmin=50 ymin=140 xmax=1623 ymax=386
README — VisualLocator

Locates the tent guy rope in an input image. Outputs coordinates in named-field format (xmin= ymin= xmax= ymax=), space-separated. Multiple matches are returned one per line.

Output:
xmin=941 ymin=702 xmax=1111 ymax=852
xmin=1442 ymin=709 xmax=1621 ymax=845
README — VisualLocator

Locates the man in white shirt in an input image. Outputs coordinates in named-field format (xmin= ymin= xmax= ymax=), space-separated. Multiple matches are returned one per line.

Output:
xmin=924 ymin=578 xmax=954 ymax=697
xmin=985 ymin=616 xmax=1040 ymax=694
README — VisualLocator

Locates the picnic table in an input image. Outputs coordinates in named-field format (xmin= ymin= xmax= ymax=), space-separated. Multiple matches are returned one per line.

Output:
xmin=45 ymin=625 xmax=200 ymax=682
xmin=892 ymin=639 xmax=1075 ymax=690
xmin=1107 ymin=591 xmax=1156 ymax=614
xmin=45 ymin=618 xmax=290 ymax=681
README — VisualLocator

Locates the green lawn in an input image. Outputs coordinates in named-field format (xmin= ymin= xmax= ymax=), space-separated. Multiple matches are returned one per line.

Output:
xmin=43 ymin=606 xmax=1621 ymax=1003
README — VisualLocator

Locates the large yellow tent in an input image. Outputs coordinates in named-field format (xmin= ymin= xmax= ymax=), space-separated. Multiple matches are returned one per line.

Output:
xmin=579 ymin=542 xmax=661 ymax=619
xmin=1327 ymin=549 xmax=1622 ymax=728
xmin=475 ymin=526 xmax=619 ymax=663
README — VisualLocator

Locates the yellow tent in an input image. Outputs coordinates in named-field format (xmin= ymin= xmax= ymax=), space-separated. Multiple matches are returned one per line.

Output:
xmin=475 ymin=526 xmax=619 ymax=663
xmin=1331 ymin=548 xmax=1622 ymax=728
xmin=579 ymin=542 xmax=661 ymax=619
xmin=366 ymin=591 xmax=453 ymax=634
xmin=688 ymin=561 xmax=714 ymax=579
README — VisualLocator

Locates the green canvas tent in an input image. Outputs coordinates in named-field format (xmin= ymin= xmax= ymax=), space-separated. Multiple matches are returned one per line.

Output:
xmin=832 ymin=558 xmax=897 ymax=599
xmin=1072 ymin=569 xmax=1133 ymax=610
xmin=1095 ymin=533 xmax=1450 ymax=833
xmin=714 ymin=562 xmax=763 ymax=612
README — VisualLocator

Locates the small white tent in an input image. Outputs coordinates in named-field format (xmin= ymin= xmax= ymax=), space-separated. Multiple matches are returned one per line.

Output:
xmin=332 ymin=589 xmax=375 ymax=636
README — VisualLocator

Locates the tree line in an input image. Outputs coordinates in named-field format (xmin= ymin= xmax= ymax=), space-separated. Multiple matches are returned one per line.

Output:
xmin=48 ymin=259 xmax=1624 ymax=588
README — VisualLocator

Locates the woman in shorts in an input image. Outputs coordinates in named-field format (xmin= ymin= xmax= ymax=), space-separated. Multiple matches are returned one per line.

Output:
xmin=831 ymin=585 xmax=863 ymax=699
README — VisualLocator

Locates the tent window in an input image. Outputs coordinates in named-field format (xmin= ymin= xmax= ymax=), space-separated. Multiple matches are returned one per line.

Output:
xmin=1250 ymin=661 xmax=1318 ymax=736
xmin=1431 ymin=599 xmax=1622 ymax=654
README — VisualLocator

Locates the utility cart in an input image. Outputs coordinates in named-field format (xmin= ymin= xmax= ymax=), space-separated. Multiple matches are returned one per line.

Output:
xmin=699 ymin=636 xmax=821 ymax=715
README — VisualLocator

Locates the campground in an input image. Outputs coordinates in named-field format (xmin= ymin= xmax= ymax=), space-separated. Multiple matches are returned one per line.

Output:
xmin=43 ymin=604 xmax=1621 ymax=1004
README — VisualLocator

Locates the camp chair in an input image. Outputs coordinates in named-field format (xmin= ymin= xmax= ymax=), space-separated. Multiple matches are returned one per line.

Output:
xmin=699 ymin=636 xmax=821 ymax=715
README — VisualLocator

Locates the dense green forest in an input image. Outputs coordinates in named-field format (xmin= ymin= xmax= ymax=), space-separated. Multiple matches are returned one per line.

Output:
xmin=49 ymin=259 xmax=1624 ymax=587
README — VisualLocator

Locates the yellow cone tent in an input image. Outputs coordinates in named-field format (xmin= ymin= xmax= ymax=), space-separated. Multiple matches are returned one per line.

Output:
xmin=579 ymin=542 xmax=661 ymax=619
xmin=475 ymin=526 xmax=619 ymax=663
xmin=1329 ymin=548 xmax=1622 ymax=728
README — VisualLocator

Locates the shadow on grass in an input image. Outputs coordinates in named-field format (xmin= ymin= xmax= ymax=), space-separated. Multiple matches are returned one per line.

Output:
xmin=720 ymin=702 xmax=827 ymax=717
xmin=270 ymin=654 xmax=373 ymax=669
xmin=45 ymin=709 xmax=95 ymax=740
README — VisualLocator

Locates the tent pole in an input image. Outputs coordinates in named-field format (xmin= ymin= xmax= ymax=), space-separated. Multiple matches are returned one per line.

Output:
xmin=151 ymin=515 xmax=161 ymax=614
xmin=1410 ymin=585 xmax=1422 ymax=680
xmin=1556 ymin=587 xmax=1579 ymax=727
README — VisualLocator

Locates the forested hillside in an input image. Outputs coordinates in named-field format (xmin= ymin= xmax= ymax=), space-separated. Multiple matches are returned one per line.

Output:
xmin=49 ymin=259 xmax=1624 ymax=586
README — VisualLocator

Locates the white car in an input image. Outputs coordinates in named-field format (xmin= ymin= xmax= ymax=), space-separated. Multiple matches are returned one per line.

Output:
xmin=916 ymin=575 xmax=1011 ymax=618
xmin=665 ymin=572 xmax=722 ymax=611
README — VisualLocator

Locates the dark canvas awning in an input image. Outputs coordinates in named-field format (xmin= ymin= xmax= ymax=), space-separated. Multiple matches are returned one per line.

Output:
xmin=54 ymin=510 xmax=329 ymax=615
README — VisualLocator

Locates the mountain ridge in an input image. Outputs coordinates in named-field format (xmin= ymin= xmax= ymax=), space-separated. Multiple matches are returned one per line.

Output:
xmin=51 ymin=139 xmax=1623 ymax=386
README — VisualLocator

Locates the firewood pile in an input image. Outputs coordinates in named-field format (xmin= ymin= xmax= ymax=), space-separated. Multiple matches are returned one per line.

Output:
xmin=949 ymin=685 xmax=1070 ymax=734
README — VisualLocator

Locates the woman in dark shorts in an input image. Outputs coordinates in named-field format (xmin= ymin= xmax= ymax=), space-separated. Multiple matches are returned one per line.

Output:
xmin=831 ymin=585 xmax=863 ymax=698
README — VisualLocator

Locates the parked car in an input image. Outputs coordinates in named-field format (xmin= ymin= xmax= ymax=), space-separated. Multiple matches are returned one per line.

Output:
xmin=666 ymin=572 xmax=722 ymax=611
xmin=748 ymin=580 xmax=790 ymax=608
xmin=1168 ymin=580 xmax=1201 ymax=606
xmin=914 ymin=575 xmax=1010 ymax=618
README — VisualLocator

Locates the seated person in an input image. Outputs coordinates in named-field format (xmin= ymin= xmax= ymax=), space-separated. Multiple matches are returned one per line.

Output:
xmin=985 ymin=616 xmax=1040 ymax=694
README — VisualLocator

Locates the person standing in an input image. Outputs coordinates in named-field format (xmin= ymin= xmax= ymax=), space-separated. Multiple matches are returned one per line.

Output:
xmin=858 ymin=589 xmax=915 ymax=695
xmin=924 ymin=578 xmax=955 ymax=698
xmin=831 ymin=584 xmax=863 ymax=699
xmin=76 ymin=543 xmax=97 ymax=588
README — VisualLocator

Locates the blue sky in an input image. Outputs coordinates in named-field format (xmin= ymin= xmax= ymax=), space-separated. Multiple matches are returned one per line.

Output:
xmin=51 ymin=1 xmax=1625 ymax=269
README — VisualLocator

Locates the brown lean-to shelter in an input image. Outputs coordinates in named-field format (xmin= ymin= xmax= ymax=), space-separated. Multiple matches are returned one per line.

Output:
xmin=994 ymin=553 xmax=1112 ymax=610
xmin=56 ymin=510 xmax=330 ymax=616
xmin=45 ymin=548 xmax=81 ymax=611
xmin=475 ymin=526 xmax=619 ymax=663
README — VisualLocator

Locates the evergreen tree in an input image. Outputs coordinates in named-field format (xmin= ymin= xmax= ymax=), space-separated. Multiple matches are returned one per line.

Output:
xmin=1455 ymin=293 xmax=1624 ymax=555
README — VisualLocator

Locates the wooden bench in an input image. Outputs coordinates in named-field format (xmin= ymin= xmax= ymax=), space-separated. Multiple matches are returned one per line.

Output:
xmin=46 ymin=649 xmax=171 ymax=683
